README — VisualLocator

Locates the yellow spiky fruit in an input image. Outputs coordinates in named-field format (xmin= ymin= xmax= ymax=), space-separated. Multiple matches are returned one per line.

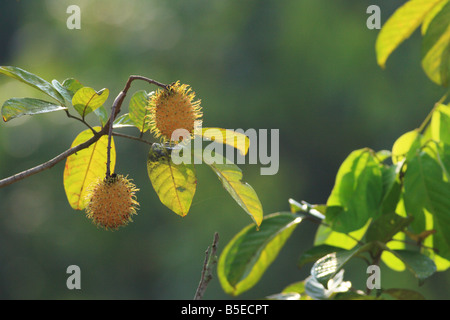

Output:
xmin=84 ymin=174 xmax=139 ymax=230
xmin=147 ymin=81 xmax=202 ymax=142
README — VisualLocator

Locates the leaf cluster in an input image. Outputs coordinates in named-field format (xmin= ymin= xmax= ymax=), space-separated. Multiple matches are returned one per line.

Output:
xmin=0 ymin=66 xmax=263 ymax=228
xmin=217 ymin=0 xmax=450 ymax=300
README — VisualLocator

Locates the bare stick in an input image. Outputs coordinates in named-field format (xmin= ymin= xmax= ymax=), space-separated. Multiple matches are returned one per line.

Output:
xmin=194 ymin=232 xmax=219 ymax=300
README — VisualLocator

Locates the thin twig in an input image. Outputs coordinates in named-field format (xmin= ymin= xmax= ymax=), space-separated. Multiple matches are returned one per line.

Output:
xmin=0 ymin=129 xmax=105 ymax=188
xmin=194 ymin=232 xmax=219 ymax=300
xmin=64 ymin=110 xmax=96 ymax=134
xmin=112 ymin=132 xmax=153 ymax=145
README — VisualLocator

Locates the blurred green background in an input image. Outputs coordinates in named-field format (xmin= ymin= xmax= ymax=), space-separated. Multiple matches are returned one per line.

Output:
xmin=0 ymin=0 xmax=448 ymax=299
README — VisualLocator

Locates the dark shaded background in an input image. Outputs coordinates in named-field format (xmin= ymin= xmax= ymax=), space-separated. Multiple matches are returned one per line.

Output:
xmin=0 ymin=0 xmax=448 ymax=299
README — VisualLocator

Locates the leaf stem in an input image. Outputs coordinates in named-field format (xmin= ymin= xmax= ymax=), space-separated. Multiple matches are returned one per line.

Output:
xmin=418 ymin=94 xmax=448 ymax=134
xmin=64 ymin=110 xmax=96 ymax=134
xmin=112 ymin=131 xmax=153 ymax=145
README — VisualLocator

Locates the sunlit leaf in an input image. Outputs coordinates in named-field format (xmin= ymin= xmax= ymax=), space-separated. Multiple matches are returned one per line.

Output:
xmin=72 ymin=87 xmax=109 ymax=118
xmin=382 ymin=234 xmax=407 ymax=272
xmin=325 ymin=149 xmax=383 ymax=233
xmin=218 ymin=212 xmax=303 ymax=296
xmin=422 ymin=0 xmax=449 ymax=34
xmin=314 ymin=219 xmax=370 ymax=250
xmin=146 ymin=143 xmax=196 ymax=217
xmin=376 ymin=0 xmax=444 ymax=68
xmin=421 ymin=1 xmax=450 ymax=86
xmin=63 ymin=127 xmax=115 ymax=210
xmin=391 ymin=130 xmax=421 ymax=164
xmin=0 ymin=66 xmax=65 ymax=105
xmin=431 ymin=104 xmax=450 ymax=144
xmin=385 ymin=249 xmax=437 ymax=282
xmin=403 ymin=150 xmax=450 ymax=260
xmin=2 ymin=97 xmax=66 ymax=122
xmin=203 ymin=151 xmax=263 ymax=226
xmin=128 ymin=90 xmax=152 ymax=133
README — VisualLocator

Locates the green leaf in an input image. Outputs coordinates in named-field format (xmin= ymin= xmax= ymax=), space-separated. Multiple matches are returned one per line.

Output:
xmin=311 ymin=243 xmax=373 ymax=288
xmin=325 ymin=149 xmax=383 ymax=233
xmin=422 ymin=0 xmax=450 ymax=34
xmin=382 ymin=288 xmax=425 ymax=300
xmin=385 ymin=249 xmax=437 ymax=282
xmin=146 ymin=143 xmax=196 ymax=217
xmin=128 ymin=90 xmax=152 ymax=133
xmin=431 ymin=103 xmax=450 ymax=144
xmin=380 ymin=164 xmax=403 ymax=214
xmin=113 ymin=113 xmax=135 ymax=128
xmin=51 ymin=79 xmax=74 ymax=107
xmin=403 ymin=150 xmax=450 ymax=260
xmin=0 ymin=66 xmax=66 ymax=104
xmin=199 ymin=127 xmax=250 ymax=156
xmin=391 ymin=130 xmax=422 ymax=164
xmin=2 ymin=97 xmax=66 ymax=122
xmin=62 ymin=78 xmax=84 ymax=97
xmin=421 ymin=1 xmax=450 ymax=86
xmin=72 ymin=87 xmax=109 ymax=118
xmin=314 ymin=219 xmax=370 ymax=250
xmin=365 ymin=212 xmax=413 ymax=244
xmin=376 ymin=0 xmax=444 ymax=68
xmin=63 ymin=127 xmax=115 ymax=210
xmin=298 ymin=244 xmax=344 ymax=269
xmin=203 ymin=152 xmax=263 ymax=227
xmin=217 ymin=212 xmax=303 ymax=296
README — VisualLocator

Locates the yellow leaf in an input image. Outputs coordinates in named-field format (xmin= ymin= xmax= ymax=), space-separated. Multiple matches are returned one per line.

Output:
xmin=376 ymin=0 xmax=444 ymax=68
xmin=63 ymin=127 xmax=115 ymax=210
xmin=204 ymin=152 xmax=263 ymax=227
xmin=147 ymin=143 xmax=196 ymax=217
xmin=391 ymin=130 xmax=421 ymax=164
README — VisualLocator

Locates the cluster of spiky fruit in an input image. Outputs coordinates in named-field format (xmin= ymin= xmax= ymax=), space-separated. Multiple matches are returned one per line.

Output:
xmin=84 ymin=81 xmax=201 ymax=230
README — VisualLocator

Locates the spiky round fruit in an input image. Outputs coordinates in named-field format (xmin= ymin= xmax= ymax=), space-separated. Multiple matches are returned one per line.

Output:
xmin=147 ymin=81 xmax=202 ymax=142
xmin=84 ymin=174 xmax=139 ymax=230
